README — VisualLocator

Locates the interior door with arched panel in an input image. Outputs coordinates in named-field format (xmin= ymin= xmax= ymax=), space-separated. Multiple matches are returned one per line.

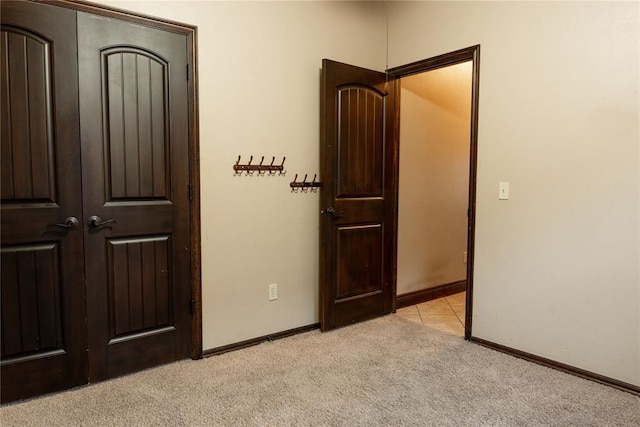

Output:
xmin=0 ymin=1 xmax=88 ymax=402
xmin=319 ymin=59 xmax=398 ymax=331
xmin=77 ymin=12 xmax=192 ymax=381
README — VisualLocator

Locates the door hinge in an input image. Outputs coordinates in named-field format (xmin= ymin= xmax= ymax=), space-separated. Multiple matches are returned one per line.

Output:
xmin=190 ymin=300 xmax=196 ymax=315
xmin=186 ymin=64 xmax=190 ymax=81
xmin=188 ymin=184 xmax=193 ymax=201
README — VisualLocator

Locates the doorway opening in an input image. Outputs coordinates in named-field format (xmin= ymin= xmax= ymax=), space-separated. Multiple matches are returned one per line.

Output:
xmin=317 ymin=47 xmax=478 ymax=335
xmin=389 ymin=45 xmax=480 ymax=340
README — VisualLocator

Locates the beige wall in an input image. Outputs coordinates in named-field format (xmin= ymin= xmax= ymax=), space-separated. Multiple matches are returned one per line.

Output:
xmin=92 ymin=1 xmax=639 ymax=387
xmin=397 ymin=62 xmax=472 ymax=294
xmin=389 ymin=1 xmax=639 ymax=386
xmin=95 ymin=0 xmax=387 ymax=349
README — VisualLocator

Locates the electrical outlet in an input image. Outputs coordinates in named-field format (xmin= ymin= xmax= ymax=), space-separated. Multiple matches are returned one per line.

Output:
xmin=268 ymin=283 xmax=278 ymax=301
xmin=463 ymin=251 xmax=467 ymax=264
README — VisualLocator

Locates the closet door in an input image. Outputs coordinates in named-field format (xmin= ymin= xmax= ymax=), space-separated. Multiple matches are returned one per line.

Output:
xmin=77 ymin=12 xmax=192 ymax=381
xmin=0 ymin=1 xmax=88 ymax=402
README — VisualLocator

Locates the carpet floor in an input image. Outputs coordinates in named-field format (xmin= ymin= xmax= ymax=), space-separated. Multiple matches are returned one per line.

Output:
xmin=1 ymin=315 xmax=638 ymax=426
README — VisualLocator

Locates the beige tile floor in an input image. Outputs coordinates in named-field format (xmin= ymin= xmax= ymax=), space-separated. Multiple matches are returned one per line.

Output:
xmin=395 ymin=292 xmax=466 ymax=337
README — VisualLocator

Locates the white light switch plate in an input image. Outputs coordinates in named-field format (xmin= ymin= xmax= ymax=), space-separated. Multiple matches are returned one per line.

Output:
xmin=499 ymin=182 xmax=510 ymax=200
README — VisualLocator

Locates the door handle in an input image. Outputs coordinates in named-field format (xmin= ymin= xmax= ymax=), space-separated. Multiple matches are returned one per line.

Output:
xmin=321 ymin=207 xmax=344 ymax=218
xmin=88 ymin=215 xmax=117 ymax=228
xmin=52 ymin=216 xmax=79 ymax=229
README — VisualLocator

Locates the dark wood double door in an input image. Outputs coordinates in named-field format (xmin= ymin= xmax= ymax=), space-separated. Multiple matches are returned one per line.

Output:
xmin=1 ymin=1 xmax=192 ymax=402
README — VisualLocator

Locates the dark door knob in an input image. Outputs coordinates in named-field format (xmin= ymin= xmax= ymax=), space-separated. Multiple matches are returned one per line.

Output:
xmin=52 ymin=216 xmax=79 ymax=229
xmin=88 ymin=215 xmax=117 ymax=228
xmin=322 ymin=207 xmax=345 ymax=218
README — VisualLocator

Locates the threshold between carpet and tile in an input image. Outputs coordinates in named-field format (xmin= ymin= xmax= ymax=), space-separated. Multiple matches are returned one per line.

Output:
xmin=395 ymin=291 xmax=466 ymax=336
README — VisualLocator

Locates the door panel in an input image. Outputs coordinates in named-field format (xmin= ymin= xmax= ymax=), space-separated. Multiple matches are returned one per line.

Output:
xmin=1 ymin=27 xmax=56 ymax=201
xmin=0 ymin=1 xmax=87 ymax=403
xmin=108 ymin=236 xmax=172 ymax=336
xmin=320 ymin=59 xmax=397 ymax=331
xmin=336 ymin=225 xmax=383 ymax=299
xmin=1 ymin=244 xmax=63 ymax=357
xmin=77 ymin=12 xmax=191 ymax=381
xmin=337 ymin=87 xmax=384 ymax=197
xmin=103 ymin=47 xmax=169 ymax=200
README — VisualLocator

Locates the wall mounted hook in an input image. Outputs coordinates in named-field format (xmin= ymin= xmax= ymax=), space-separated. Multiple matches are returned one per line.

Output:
xmin=234 ymin=156 xmax=243 ymax=175
xmin=290 ymin=172 xmax=322 ymax=193
xmin=233 ymin=155 xmax=289 ymax=177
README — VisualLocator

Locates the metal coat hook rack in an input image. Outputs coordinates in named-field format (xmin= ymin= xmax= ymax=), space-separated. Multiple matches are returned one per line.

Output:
xmin=290 ymin=174 xmax=322 ymax=193
xmin=233 ymin=155 xmax=286 ymax=176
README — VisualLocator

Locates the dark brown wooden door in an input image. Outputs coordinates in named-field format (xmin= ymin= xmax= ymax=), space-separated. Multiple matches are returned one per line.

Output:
xmin=1 ymin=2 xmax=193 ymax=402
xmin=77 ymin=12 xmax=192 ymax=381
xmin=319 ymin=59 xmax=397 ymax=331
xmin=0 ymin=1 xmax=88 ymax=402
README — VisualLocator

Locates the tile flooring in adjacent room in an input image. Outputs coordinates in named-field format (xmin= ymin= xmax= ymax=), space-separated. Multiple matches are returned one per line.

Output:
xmin=395 ymin=292 xmax=466 ymax=337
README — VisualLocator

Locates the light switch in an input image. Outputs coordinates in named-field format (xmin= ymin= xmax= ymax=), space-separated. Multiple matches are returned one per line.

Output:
xmin=498 ymin=182 xmax=509 ymax=200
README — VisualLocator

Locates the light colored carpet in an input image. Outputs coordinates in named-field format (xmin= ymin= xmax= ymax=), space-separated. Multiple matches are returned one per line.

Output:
xmin=1 ymin=315 xmax=638 ymax=426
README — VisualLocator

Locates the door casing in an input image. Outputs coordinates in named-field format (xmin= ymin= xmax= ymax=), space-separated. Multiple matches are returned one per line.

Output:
xmin=388 ymin=45 xmax=480 ymax=339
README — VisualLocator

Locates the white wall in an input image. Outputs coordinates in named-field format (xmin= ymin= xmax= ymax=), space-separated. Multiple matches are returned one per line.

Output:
xmin=397 ymin=63 xmax=472 ymax=294
xmin=389 ymin=1 xmax=639 ymax=386
xmin=94 ymin=0 xmax=387 ymax=349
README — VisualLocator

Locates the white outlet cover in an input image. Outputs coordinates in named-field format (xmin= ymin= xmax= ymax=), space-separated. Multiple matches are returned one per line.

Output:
xmin=268 ymin=283 xmax=278 ymax=301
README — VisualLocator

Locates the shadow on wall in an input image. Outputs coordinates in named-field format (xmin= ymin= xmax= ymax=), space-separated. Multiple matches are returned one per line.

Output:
xmin=396 ymin=61 xmax=473 ymax=295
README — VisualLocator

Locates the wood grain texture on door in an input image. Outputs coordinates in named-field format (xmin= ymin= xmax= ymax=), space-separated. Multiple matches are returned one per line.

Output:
xmin=103 ymin=48 xmax=169 ymax=200
xmin=0 ymin=1 xmax=88 ymax=403
xmin=1 ymin=0 xmax=198 ymax=403
xmin=320 ymin=59 xmax=397 ymax=331
xmin=337 ymin=87 xmax=384 ymax=197
xmin=78 ymin=11 xmax=192 ymax=381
